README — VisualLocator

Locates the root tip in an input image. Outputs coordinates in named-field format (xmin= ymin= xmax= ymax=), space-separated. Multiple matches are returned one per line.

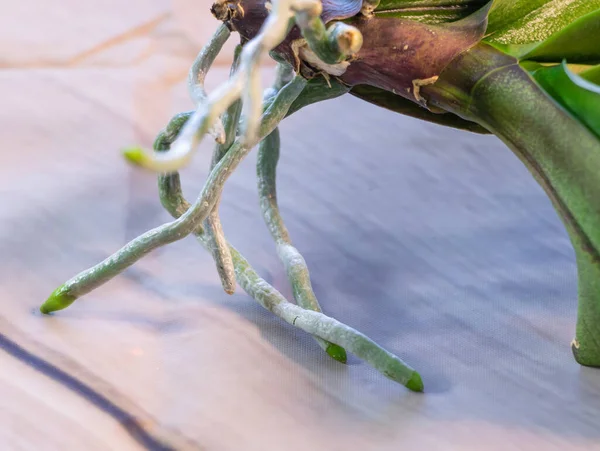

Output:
xmin=326 ymin=344 xmax=347 ymax=363
xmin=40 ymin=286 xmax=77 ymax=314
xmin=122 ymin=147 xmax=147 ymax=166
xmin=405 ymin=371 xmax=424 ymax=392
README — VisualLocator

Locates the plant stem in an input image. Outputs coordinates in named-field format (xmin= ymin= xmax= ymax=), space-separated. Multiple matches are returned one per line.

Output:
xmin=257 ymin=128 xmax=347 ymax=362
xmin=426 ymin=43 xmax=600 ymax=366
xmin=40 ymin=76 xmax=308 ymax=314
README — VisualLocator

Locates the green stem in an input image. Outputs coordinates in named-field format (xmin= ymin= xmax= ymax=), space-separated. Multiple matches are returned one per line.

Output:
xmin=257 ymin=128 xmax=347 ymax=363
xmin=41 ymin=76 xmax=308 ymax=314
xmin=426 ymin=43 xmax=600 ymax=367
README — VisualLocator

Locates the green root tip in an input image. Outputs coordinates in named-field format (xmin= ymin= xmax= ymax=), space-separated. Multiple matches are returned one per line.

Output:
xmin=405 ymin=371 xmax=424 ymax=392
xmin=40 ymin=287 xmax=77 ymax=314
xmin=326 ymin=344 xmax=348 ymax=363
xmin=571 ymin=339 xmax=600 ymax=368
xmin=122 ymin=147 xmax=147 ymax=166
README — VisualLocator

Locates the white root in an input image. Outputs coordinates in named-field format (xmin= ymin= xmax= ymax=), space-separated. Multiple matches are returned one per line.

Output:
xmin=135 ymin=0 xmax=319 ymax=172
xmin=129 ymin=0 xmax=363 ymax=173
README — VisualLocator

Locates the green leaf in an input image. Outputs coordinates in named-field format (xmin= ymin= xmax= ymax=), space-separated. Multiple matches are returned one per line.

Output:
xmin=521 ymin=10 xmax=600 ymax=63
xmin=486 ymin=0 xmax=600 ymax=45
xmin=520 ymin=61 xmax=600 ymax=78
xmin=580 ymin=65 xmax=600 ymax=85
xmin=286 ymin=76 xmax=351 ymax=117
xmin=373 ymin=0 xmax=487 ymax=23
xmin=349 ymin=84 xmax=490 ymax=134
xmin=488 ymin=9 xmax=600 ymax=64
xmin=533 ymin=61 xmax=600 ymax=139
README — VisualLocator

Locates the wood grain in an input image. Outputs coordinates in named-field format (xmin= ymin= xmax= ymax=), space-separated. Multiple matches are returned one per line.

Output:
xmin=2 ymin=2 xmax=600 ymax=450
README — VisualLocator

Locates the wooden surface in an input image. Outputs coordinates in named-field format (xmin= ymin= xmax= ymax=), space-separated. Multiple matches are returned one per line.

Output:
xmin=2 ymin=2 xmax=600 ymax=450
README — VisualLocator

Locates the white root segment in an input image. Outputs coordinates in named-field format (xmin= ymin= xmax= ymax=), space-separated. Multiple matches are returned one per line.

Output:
xmin=127 ymin=0 xmax=363 ymax=173
xmin=187 ymin=23 xmax=231 ymax=144
xmin=132 ymin=0 xmax=310 ymax=172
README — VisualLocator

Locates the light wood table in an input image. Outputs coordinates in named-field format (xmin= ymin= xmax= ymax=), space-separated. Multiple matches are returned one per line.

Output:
xmin=2 ymin=2 xmax=600 ymax=450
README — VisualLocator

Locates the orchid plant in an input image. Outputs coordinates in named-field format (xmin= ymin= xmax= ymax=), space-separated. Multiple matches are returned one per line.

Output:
xmin=41 ymin=0 xmax=600 ymax=392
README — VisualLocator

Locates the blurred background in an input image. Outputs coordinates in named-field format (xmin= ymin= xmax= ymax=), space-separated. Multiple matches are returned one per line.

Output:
xmin=1 ymin=1 xmax=599 ymax=450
